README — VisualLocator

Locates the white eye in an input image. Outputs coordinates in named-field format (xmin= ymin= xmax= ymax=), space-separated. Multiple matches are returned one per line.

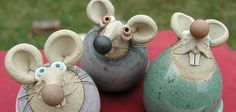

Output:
xmin=102 ymin=15 xmax=112 ymax=24
xmin=35 ymin=67 xmax=46 ymax=81
xmin=51 ymin=61 xmax=67 ymax=71
xmin=121 ymin=25 xmax=133 ymax=41
xmin=100 ymin=15 xmax=116 ymax=27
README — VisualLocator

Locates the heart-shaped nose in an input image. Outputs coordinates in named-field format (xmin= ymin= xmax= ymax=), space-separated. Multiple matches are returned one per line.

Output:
xmin=190 ymin=19 xmax=209 ymax=39
xmin=93 ymin=35 xmax=112 ymax=55
xmin=41 ymin=84 xmax=64 ymax=106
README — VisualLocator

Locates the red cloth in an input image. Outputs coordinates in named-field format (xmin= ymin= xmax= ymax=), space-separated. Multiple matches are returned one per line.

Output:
xmin=0 ymin=31 xmax=235 ymax=112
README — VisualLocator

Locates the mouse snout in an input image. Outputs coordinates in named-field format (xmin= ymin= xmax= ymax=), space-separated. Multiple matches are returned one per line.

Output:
xmin=41 ymin=84 xmax=65 ymax=106
xmin=93 ymin=35 xmax=112 ymax=55
xmin=93 ymin=21 xmax=124 ymax=55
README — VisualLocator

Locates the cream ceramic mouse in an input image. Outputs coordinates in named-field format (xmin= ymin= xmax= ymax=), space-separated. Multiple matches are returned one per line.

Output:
xmin=5 ymin=30 xmax=100 ymax=112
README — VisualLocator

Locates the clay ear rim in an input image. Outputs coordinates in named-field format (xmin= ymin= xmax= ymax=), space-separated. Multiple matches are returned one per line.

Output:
xmin=87 ymin=0 xmax=115 ymax=24
xmin=44 ymin=29 xmax=84 ymax=67
xmin=171 ymin=12 xmax=195 ymax=38
xmin=206 ymin=19 xmax=229 ymax=47
xmin=5 ymin=43 xmax=43 ymax=84
xmin=127 ymin=15 xmax=158 ymax=44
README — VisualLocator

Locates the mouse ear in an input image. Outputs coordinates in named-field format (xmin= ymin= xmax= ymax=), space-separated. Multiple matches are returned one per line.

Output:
xmin=171 ymin=12 xmax=195 ymax=38
xmin=127 ymin=15 xmax=158 ymax=43
xmin=206 ymin=19 xmax=229 ymax=47
xmin=5 ymin=44 xmax=43 ymax=84
xmin=87 ymin=0 xmax=115 ymax=24
xmin=44 ymin=30 xmax=84 ymax=68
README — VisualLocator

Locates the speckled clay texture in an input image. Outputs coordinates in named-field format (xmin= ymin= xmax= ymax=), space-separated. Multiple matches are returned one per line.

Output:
xmin=80 ymin=26 xmax=148 ymax=92
xmin=144 ymin=48 xmax=223 ymax=112
xmin=16 ymin=65 xmax=100 ymax=112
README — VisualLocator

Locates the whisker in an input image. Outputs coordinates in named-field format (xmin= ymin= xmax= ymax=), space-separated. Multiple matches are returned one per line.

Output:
xmin=79 ymin=75 xmax=89 ymax=80
xmin=129 ymin=47 xmax=146 ymax=57
xmin=65 ymin=86 xmax=81 ymax=96
xmin=81 ymin=81 xmax=96 ymax=86
xmin=63 ymin=79 xmax=84 ymax=86
xmin=23 ymin=96 xmax=34 ymax=112
xmin=64 ymin=80 xmax=95 ymax=85
xmin=18 ymin=92 xmax=36 ymax=101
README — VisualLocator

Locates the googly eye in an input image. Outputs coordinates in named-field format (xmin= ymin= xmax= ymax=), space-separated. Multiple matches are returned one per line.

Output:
xmin=35 ymin=67 xmax=46 ymax=81
xmin=51 ymin=61 xmax=67 ymax=71
xmin=122 ymin=25 xmax=133 ymax=41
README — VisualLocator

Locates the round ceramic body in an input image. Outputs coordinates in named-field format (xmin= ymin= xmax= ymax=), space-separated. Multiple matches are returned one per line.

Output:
xmin=16 ymin=65 xmax=100 ymax=112
xmin=80 ymin=26 xmax=148 ymax=92
xmin=144 ymin=48 xmax=223 ymax=112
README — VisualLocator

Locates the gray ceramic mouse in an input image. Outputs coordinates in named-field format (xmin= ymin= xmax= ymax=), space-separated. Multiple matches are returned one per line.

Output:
xmin=80 ymin=0 xmax=158 ymax=92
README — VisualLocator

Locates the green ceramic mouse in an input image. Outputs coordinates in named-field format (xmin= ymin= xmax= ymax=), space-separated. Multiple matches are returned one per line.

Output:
xmin=144 ymin=12 xmax=229 ymax=112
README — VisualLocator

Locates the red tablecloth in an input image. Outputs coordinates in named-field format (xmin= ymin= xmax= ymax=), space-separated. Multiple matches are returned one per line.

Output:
xmin=0 ymin=31 xmax=235 ymax=112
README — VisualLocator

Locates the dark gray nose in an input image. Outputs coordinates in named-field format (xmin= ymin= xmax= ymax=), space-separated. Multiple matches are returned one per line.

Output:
xmin=93 ymin=35 xmax=112 ymax=55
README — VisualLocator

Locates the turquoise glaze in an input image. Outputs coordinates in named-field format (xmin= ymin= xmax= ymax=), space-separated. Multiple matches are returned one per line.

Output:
xmin=144 ymin=48 xmax=223 ymax=112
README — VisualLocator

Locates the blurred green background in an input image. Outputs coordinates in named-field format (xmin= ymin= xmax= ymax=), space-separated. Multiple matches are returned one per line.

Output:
xmin=0 ymin=0 xmax=235 ymax=50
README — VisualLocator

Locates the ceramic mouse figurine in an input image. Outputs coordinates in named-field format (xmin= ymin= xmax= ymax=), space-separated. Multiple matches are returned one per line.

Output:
xmin=80 ymin=0 xmax=158 ymax=92
xmin=144 ymin=12 xmax=229 ymax=112
xmin=5 ymin=30 xmax=100 ymax=112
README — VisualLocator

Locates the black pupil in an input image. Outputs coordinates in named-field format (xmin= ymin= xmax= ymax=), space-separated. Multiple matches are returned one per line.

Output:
xmin=56 ymin=64 xmax=61 ymax=68
xmin=125 ymin=28 xmax=129 ymax=32
xmin=105 ymin=17 xmax=110 ymax=21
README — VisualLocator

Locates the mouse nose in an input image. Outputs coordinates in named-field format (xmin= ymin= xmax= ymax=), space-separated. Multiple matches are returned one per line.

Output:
xmin=190 ymin=19 xmax=209 ymax=39
xmin=41 ymin=84 xmax=64 ymax=106
xmin=93 ymin=35 xmax=112 ymax=55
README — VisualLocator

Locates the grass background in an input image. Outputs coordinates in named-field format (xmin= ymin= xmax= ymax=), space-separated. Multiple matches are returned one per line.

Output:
xmin=0 ymin=0 xmax=235 ymax=50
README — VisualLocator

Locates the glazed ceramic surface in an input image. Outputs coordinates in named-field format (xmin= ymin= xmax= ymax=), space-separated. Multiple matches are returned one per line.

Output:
xmin=144 ymin=12 xmax=229 ymax=112
xmin=16 ymin=65 xmax=100 ymax=112
xmin=144 ymin=48 xmax=223 ymax=112
xmin=80 ymin=26 xmax=148 ymax=92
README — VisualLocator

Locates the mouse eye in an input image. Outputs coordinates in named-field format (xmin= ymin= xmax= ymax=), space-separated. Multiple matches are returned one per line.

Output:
xmin=122 ymin=25 xmax=133 ymax=40
xmin=35 ymin=67 xmax=46 ymax=81
xmin=51 ymin=61 xmax=67 ymax=71
xmin=102 ymin=15 xmax=111 ymax=24
xmin=100 ymin=15 xmax=116 ymax=27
